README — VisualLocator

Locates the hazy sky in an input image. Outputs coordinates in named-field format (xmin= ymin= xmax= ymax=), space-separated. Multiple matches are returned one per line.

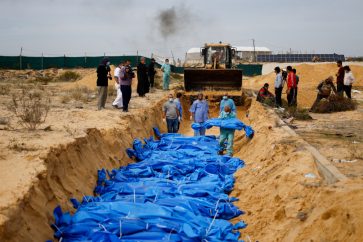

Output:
xmin=0 ymin=0 xmax=362 ymax=59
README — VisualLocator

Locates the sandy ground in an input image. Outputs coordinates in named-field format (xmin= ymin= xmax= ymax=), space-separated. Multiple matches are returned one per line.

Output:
xmin=0 ymin=63 xmax=363 ymax=241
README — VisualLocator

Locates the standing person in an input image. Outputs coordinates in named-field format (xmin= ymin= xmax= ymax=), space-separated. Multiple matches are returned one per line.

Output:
xmin=96 ymin=58 xmax=111 ymax=110
xmin=286 ymin=66 xmax=297 ymax=106
xmin=274 ymin=66 xmax=283 ymax=107
xmin=336 ymin=60 xmax=345 ymax=96
xmin=310 ymin=76 xmax=337 ymax=111
xmin=220 ymin=93 xmax=236 ymax=114
xmin=137 ymin=57 xmax=149 ymax=97
xmin=162 ymin=93 xmax=180 ymax=133
xmin=148 ymin=58 xmax=156 ymax=89
xmin=119 ymin=60 xmax=135 ymax=112
xmin=189 ymin=93 xmax=209 ymax=136
xmin=174 ymin=92 xmax=183 ymax=130
xmin=112 ymin=61 xmax=123 ymax=109
xmin=218 ymin=105 xmax=236 ymax=156
xmin=161 ymin=59 xmax=171 ymax=90
xmin=343 ymin=65 xmax=355 ymax=99
xmin=292 ymin=68 xmax=299 ymax=106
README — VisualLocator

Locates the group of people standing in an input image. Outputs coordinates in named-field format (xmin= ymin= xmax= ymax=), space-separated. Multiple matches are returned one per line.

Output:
xmin=162 ymin=92 xmax=237 ymax=156
xmin=310 ymin=61 xmax=355 ymax=111
xmin=256 ymin=60 xmax=355 ymax=111
xmin=256 ymin=65 xmax=300 ymax=107
xmin=96 ymin=57 xmax=158 ymax=112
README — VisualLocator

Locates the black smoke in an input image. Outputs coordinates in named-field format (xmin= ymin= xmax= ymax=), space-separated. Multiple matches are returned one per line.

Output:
xmin=156 ymin=5 xmax=194 ymax=39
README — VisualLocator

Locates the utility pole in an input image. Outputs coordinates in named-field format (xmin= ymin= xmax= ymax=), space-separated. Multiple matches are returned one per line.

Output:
xmin=171 ymin=50 xmax=175 ymax=65
xmin=252 ymin=39 xmax=256 ymax=62
xmin=19 ymin=47 xmax=23 ymax=70
xmin=41 ymin=52 xmax=44 ymax=70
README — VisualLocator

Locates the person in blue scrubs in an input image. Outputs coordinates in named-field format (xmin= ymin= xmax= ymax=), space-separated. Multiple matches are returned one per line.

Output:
xmin=189 ymin=93 xmax=209 ymax=136
xmin=219 ymin=93 xmax=236 ymax=114
xmin=161 ymin=59 xmax=171 ymax=90
xmin=218 ymin=105 xmax=236 ymax=156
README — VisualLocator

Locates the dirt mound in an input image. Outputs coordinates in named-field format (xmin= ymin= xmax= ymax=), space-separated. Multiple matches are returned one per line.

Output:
xmin=231 ymin=101 xmax=363 ymax=241
xmin=245 ymin=63 xmax=363 ymax=107
xmin=313 ymin=95 xmax=358 ymax=113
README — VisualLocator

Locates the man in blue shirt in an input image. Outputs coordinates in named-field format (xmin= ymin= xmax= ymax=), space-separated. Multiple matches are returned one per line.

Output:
xmin=219 ymin=92 xmax=236 ymax=114
xmin=189 ymin=93 xmax=209 ymax=136
xmin=161 ymin=59 xmax=171 ymax=90
xmin=274 ymin=66 xmax=284 ymax=107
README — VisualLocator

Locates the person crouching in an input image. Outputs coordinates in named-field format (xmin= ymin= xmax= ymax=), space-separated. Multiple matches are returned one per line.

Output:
xmin=218 ymin=105 xmax=236 ymax=156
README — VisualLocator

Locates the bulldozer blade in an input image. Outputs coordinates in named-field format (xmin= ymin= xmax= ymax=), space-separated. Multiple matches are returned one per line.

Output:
xmin=184 ymin=69 xmax=242 ymax=91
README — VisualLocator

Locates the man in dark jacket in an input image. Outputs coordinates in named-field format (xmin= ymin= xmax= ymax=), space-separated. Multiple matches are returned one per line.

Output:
xmin=97 ymin=57 xmax=111 ymax=110
xmin=148 ymin=58 xmax=156 ymax=88
xmin=137 ymin=57 xmax=149 ymax=97
xmin=120 ymin=60 xmax=135 ymax=112
xmin=336 ymin=60 xmax=345 ymax=96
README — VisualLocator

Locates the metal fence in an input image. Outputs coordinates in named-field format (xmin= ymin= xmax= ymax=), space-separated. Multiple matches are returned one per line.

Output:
xmin=257 ymin=54 xmax=345 ymax=62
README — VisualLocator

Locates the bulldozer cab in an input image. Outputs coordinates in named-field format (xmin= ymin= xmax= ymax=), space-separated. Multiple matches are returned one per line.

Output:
xmin=202 ymin=44 xmax=234 ymax=69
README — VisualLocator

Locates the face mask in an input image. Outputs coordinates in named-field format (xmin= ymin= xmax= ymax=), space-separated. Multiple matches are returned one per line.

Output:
xmin=169 ymin=98 xmax=173 ymax=102
xmin=225 ymin=111 xmax=230 ymax=114
xmin=223 ymin=96 xmax=228 ymax=100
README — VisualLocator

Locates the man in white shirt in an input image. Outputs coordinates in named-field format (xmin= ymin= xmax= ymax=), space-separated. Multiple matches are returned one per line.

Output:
xmin=112 ymin=62 xmax=123 ymax=109
xmin=274 ymin=66 xmax=284 ymax=107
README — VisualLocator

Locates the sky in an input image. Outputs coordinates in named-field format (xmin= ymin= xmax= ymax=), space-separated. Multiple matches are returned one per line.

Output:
xmin=0 ymin=0 xmax=362 ymax=59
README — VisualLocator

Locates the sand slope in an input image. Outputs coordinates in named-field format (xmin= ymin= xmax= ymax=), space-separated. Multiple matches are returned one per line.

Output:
xmin=231 ymin=101 xmax=363 ymax=241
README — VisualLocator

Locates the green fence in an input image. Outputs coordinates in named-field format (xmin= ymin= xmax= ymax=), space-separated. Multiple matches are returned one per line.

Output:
xmin=235 ymin=64 xmax=263 ymax=76
xmin=0 ymin=55 xmax=262 ymax=76
xmin=0 ymin=55 xmax=148 ymax=70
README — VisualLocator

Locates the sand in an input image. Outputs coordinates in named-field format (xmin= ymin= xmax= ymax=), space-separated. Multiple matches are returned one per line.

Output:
xmin=230 ymin=101 xmax=363 ymax=241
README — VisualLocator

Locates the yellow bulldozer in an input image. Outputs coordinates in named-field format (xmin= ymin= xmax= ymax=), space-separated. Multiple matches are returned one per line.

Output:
xmin=184 ymin=43 xmax=242 ymax=92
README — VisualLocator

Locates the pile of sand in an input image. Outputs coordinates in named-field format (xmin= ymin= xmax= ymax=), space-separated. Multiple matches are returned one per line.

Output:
xmin=245 ymin=63 xmax=363 ymax=107
xmin=231 ymin=100 xmax=363 ymax=241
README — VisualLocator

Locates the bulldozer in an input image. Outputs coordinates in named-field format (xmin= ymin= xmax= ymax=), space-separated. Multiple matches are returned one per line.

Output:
xmin=184 ymin=43 xmax=242 ymax=92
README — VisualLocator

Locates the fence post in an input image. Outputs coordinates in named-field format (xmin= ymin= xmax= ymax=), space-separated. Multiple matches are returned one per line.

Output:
xmin=19 ymin=47 xmax=23 ymax=70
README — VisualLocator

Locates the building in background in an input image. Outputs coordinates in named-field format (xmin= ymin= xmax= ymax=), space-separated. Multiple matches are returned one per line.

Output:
xmin=184 ymin=48 xmax=204 ymax=67
xmin=235 ymin=46 xmax=271 ymax=62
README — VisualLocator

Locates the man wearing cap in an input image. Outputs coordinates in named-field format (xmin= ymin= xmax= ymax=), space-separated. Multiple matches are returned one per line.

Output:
xmin=96 ymin=57 xmax=111 ymax=110
xmin=189 ymin=93 xmax=209 ymax=136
